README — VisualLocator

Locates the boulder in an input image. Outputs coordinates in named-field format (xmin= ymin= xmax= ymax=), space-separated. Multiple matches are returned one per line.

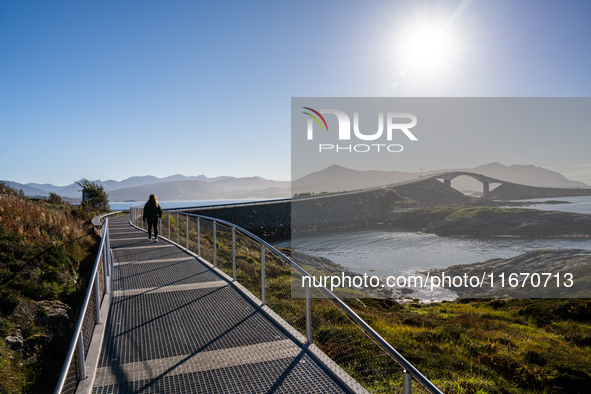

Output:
xmin=5 ymin=332 xmax=23 ymax=350
xmin=34 ymin=300 xmax=74 ymax=337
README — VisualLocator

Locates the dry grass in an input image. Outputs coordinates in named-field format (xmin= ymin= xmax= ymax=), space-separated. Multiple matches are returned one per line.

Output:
xmin=0 ymin=191 xmax=101 ymax=394
xmin=0 ymin=195 xmax=88 ymax=252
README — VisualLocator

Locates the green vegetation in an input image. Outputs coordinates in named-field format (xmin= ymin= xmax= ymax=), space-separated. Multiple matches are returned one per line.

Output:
xmin=0 ymin=182 xmax=102 ymax=394
xmin=441 ymin=206 xmax=533 ymax=221
xmin=340 ymin=298 xmax=591 ymax=393
xmin=76 ymin=178 xmax=109 ymax=211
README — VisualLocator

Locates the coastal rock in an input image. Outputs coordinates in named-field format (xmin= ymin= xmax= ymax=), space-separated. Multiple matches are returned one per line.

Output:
xmin=398 ymin=208 xmax=591 ymax=237
xmin=34 ymin=300 xmax=74 ymax=337
xmin=425 ymin=249 xmax=591 ymax=298
xmin=24 ymin=334 xmax=52 ymax=356
xmin=5 ymin=332 xmax=23 ymax=350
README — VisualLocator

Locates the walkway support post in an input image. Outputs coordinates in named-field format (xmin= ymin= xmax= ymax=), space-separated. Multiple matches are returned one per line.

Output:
xmin=95 ymin=273 xmax=101 ymax=323
xmin=77 ymin=335 xmax=86 ymax=380
xmin=176 ymin=213 xmax=179 ymax=244
xmin=213 ymin=220 xmax=218 ymax=268
xmin=197 ymin=218 xmax=201 ymax=256
xmin=261 ymin=245 xmax=266 ymax=305
xmin=106 ymin=221 xmax=112 ymax=277
xmin=102 ymin=239 xmax=109 ymax=296
xmin=186 ymin=214 xmax=189 ymax=249
xmin=168 ymin=214 xmax=170 ymax=240
xmin=305 ymin=281 xmax=312 ymax=344
xmin=232 ymin=227 xmax=236 ymax=281
xmin=403 ymin=371 xmax=412 ymax=394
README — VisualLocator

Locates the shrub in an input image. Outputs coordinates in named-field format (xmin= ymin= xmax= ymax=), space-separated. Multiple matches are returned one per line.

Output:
xmin=76 ymin=178 xmax=109 ymax=212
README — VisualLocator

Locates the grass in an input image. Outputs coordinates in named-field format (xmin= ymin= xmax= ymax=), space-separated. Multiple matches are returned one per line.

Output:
xmin=342 ymin=298 xmax=591 ymax=393
xmin=0 ymin=190 xmax=101 ymax=394
xmin=442 ymin=207 xmax=534 ymax=221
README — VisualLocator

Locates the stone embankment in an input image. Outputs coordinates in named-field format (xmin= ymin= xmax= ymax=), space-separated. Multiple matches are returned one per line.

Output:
xmin=182 ymin=201 xmax=290 ymax=237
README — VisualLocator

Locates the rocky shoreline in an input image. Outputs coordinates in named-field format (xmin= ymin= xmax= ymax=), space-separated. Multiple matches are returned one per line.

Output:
xmin=424 ymin=249 xmax=591 ymax=298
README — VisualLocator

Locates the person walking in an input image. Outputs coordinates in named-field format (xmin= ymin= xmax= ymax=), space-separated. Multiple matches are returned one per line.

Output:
xmin=143 ymin=194 xmax=163 ymax=242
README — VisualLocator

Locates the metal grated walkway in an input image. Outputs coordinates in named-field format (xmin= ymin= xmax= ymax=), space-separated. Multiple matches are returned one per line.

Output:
xmin=91 ymin=215 xmax=353 ymax=394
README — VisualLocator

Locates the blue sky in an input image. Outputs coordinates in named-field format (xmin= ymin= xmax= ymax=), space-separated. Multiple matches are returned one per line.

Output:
xmin=1 ymin=0 xmax=591 ymax=186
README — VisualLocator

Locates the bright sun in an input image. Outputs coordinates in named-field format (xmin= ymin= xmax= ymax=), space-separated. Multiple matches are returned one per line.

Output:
xmin=397 ymin=22 xmax=458 ymax=78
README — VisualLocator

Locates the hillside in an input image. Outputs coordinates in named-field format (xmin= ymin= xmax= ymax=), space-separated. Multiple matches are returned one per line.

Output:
xmin=0 ymin=186 xmax=100 ymax=393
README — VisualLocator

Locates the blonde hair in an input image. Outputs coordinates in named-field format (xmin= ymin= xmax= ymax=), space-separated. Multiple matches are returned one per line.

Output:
xmin=148 ymin=194 xmax=158 ymax=205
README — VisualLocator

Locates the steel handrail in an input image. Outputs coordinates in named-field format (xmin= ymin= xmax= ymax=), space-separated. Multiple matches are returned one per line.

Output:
xmin=91 ymin=210 xmax=124 ymax=228
xmin=131 ymin=205 xmax=442 ymax=394
xmin=166 ymin=198 xmax=291 ymax=212
xmin=54 ymin=215 xmax=114 ymax=394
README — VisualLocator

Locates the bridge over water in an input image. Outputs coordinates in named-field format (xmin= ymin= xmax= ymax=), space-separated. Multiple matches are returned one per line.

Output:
xmin=55 ymin=212 xmax=442 ymax=394
xmin=430 ymin=172 xmax=506 ymax=198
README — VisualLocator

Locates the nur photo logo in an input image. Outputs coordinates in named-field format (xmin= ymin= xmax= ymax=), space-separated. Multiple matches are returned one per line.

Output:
xmin=302 ymin=107 xmax=418 ymax=153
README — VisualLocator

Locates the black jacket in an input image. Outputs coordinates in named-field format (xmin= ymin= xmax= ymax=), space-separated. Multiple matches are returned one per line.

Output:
xmin=143 ymin=201 xmax=163 ymax=222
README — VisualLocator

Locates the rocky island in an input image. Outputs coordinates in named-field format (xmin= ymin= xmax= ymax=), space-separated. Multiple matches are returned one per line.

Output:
xmin=390 ymin=206 xmax=591 ymax=237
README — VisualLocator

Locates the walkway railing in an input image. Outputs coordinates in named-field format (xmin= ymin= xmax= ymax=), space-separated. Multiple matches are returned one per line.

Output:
xmin=166 ymin=198 xmax=291 ymax=212
xmin=130 ymin=206 xmax=443 ymax=394
xmin=54 ymin=212 xmax=119 ymax=394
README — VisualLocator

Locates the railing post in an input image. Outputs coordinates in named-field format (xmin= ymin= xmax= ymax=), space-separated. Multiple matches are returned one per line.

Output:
xmin=159 ymin=217 xmax=162 ymax=240
xmin=305 ymin=281 xmax=312 ymax=344
xmin=186 ymin=214 xmax=189 ymax=249
xmin=403 ymin=371 xmax=412 ymax=394
xmin=102 ymin=239 xmax=109 ymax=296
xmin=77 ymin=334 xmax=86 ymax=380
xmin=197 ymin=218 xmax=201 ymax=257
xmin=176 ymin=213 xmax=179 ymax=244
xmin=168 ymin=213 xmax=170 ymax=240
xmin=213 ymin=221 xmax=217 ymax=268
xmin=106 ymin=220 xmax=112 ymax=277
xmin=95 ymin=272 xmax=102 ymax=323
xmin=232 ymin=227 xmax=236 ymax=281
xmin=261 ymin=245 xmax=266 ymax=305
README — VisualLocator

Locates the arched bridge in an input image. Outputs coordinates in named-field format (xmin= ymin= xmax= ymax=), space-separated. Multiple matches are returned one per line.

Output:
xmin=431 ymin=171 xmax=508 ymax=198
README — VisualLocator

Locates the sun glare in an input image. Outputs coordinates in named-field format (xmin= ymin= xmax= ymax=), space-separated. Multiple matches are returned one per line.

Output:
xmin=396 ymin=21 xmax=460 ymax=79
xmin=399 ymin=26 xmax=454 ymax=74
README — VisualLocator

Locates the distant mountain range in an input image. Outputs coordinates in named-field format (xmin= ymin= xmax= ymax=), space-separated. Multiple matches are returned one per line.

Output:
xmin=1 ymin=175 xmax=291 ymax=201
xmin=3 ymin=163 xmax=587 ymax=201
xmin=292 ymin=162 xmax=588 ymax=194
